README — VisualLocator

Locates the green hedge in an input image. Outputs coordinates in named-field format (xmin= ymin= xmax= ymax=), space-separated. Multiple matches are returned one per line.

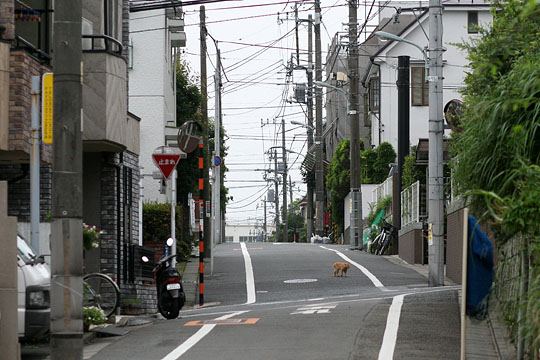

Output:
xmin=142 ymin=202 xmax=193 ymax=260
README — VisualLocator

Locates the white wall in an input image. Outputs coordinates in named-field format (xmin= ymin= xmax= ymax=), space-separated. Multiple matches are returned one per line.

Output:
xmin=225 ymin=224 xmax=276 ymax=243
xmin=129 ymin=9 xmax=176 ymax=203
xmin=370 ymin=7 xmax=492 ymax=149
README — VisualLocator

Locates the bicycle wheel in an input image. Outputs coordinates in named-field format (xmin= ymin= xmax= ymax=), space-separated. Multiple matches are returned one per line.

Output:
xmin=83 ymin=273 xmax=120 ymax=318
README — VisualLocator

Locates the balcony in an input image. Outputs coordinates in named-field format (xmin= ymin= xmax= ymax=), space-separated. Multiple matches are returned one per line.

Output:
xmin=82 ymin=35 xmax=139 ymax=154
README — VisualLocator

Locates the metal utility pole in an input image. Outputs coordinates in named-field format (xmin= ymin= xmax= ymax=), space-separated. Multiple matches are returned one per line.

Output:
xmin=212 ymin=46 xmax=222 ymax=272
xmin=306 ymin=14 xmax=314 ymax=242
xmin=396 ymin=55 xmax=410 ymax=232
xmin=314 ymin=0 xmax=324 ymax=235
xmin=273 ymin=150 xmax=280 ymax=241
xmin=171 ymin=169 xmax=177 ymax=267
xmin=348 ymin=0 xmax=363 ymax=249
xmin=30 ymin=76 xmax=40 ymax=253
xmin=263 ymin=199 xmax=267 ymax=242
xmin=200 ymin=5 xmax=211 ymax=259
xmin=289 ymin=175 xmax=293 ymax=208
xmin=50 ymin=0 xmax=83 ymax=357
xmin=281 ymin=117 xmax=288 ymax=242
xmin=427 ymin=0 xmax=445 ymax=287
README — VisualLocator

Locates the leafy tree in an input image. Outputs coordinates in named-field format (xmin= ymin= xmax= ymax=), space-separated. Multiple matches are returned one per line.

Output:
xmin=359 ymin=142 xmax=396 ymax=184
xmin=326 ymin=140 xmax=350 ymax=236
xmin=287 ymin=199 xmax=306 ymax=242
xmin=402 ymin=146 xmax=424 ymax=188
xmin=360 ymin=147 xmax=377 ymax=184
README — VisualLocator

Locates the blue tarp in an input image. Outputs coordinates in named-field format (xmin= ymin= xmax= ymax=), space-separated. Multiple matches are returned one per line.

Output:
xmin=466 ymin=215 xmax=494 ymax=319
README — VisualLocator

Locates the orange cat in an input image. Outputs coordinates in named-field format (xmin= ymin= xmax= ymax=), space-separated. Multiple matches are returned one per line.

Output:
xmin=333 ymin=262 xmax=350 ymax=277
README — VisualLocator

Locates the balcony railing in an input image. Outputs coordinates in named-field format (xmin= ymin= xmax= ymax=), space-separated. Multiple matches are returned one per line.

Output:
xmin=13 ymin=35 xmax=51 ymax=63
xmin=82 ymin=34 xmax=123 ymax=57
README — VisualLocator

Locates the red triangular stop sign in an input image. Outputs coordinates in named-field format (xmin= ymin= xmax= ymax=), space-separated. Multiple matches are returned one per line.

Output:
xmin=152 ymin=153 xmax=181 ymax=179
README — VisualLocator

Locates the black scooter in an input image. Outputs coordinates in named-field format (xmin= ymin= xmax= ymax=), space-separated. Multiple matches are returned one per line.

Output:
xmin=142 ymin=239 xmax=185 ymax=319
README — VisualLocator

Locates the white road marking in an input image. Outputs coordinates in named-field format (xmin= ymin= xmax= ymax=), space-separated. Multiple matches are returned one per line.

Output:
xmin=378 ymin=294 xmax=406 ymax=360
xmin=240 ymin=242 xmax=256 ymax=304
xmin=291 ymin=304 xmax=337 ymax=315
xmin=320 ymin=245 xmax=385 ymax=288
xmin=161 ymin=311 xmax=248 ymax=360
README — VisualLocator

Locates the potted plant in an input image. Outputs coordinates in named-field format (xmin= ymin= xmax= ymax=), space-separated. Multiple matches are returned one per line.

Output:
xmin=82 ymin=306 xmax=107 ymax=332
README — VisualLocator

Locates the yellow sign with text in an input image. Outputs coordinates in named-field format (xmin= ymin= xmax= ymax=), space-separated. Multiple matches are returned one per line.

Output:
xmin=42 ymin=73 xmax=53 ymax=144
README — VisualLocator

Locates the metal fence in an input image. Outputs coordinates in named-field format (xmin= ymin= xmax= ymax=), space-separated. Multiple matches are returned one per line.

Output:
xmin=372 ymin=176 xmax=393 ymax=204
xmin=401 ymin=181 xmax=420 ymax=227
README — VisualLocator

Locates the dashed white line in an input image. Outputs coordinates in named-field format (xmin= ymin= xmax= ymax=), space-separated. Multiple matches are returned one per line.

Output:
xmin=378 ymin=294 xmax=406 ymax=360
xmin=319 ymin=246 xmax=385 ymax=288
xmin=161 ymin=311 xmax=248 ymax=360
xmin=241 ymin=242 xmax=256 ymax=304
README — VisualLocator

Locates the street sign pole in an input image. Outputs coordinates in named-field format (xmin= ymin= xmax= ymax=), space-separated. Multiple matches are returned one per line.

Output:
xmin=152 ymin=146 xmax=185 ymax=268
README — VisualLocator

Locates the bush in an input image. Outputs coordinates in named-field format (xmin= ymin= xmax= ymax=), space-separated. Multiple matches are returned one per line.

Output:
xmin=83 ymin=306 xmax=107 ymax=328
xmin=143 ymin=202 xmax=192 ymax=260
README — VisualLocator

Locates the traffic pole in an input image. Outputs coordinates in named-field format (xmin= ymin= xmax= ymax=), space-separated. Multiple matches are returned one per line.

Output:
xmin=198 ymin=141 xmax=205 ymax=306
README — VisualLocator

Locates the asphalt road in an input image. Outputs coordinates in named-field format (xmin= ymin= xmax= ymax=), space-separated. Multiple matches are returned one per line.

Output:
xmin=85 ymin=242 xmax=460 ymax=360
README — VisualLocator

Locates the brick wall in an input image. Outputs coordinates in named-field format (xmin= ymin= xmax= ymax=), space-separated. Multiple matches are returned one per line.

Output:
xmin=0 ymin=164 xmax=52 ymax=222
xmin=9 ymin=50 xmax=52 ymax=163
xmin=98 ymin=150 xmax=156 ymax=314
xmin=0 ymin=0 xmax=14 ymax=40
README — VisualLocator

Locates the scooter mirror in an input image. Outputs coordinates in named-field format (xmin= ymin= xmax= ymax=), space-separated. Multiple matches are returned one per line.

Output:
xmin=141 ymin=256 xmax=149 ymax=263
xmin=166 ymin=238 xmax=174 ymax=247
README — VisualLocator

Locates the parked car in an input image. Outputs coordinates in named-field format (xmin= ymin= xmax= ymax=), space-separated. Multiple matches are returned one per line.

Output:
xmin=17 ymin=235 xmax=50 ymax=340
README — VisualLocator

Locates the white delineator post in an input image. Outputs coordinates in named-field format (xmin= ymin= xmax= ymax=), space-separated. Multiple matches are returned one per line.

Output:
xmin=30 ymin=76 xmax=41 ymax=252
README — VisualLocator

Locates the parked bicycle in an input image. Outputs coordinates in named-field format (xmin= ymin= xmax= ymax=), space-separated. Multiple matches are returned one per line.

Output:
xmin=370 ymin=220 xmax=396 ymax=256
xmin=83 ymin=273 xmax=121 ymax=318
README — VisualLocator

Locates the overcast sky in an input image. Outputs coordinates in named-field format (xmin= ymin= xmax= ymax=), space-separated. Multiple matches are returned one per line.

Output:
xmin=180 ymin=1 xmax=392 ymax=226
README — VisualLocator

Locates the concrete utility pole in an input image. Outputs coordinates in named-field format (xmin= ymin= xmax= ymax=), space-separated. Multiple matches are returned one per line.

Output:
xmin=171 ymin=169 xmax=177 ymax=267
xmin=200 ymin=6 xmax=211 ymax=259
xmin=30 ymin=76 xmax=40 ymax=253
xmin=348 ymin=0 xmax=363 ymax=249
xmin=212 ymin=46 xmax=222 ymax=272
xmin=273 ymin=150 xmax=280 ymax=241
xmin=427 ymin=0 xmax=445 ymax=287
xmin=50 ymin=0 xmax=83 ymax=357
xmin=281 ymin=117 xmax=288 ymax=242
xmin=396 ymin=55 xmax=410 ymax=232
xmin=314 ymin=0 xmax=324 ymax=235
xmin=306 ymin=14 xmax=314 ymax=241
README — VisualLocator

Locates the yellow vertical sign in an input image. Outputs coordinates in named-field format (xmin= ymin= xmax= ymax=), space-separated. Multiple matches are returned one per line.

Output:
xmin=42 ymin=73 xmax=54 ymax=144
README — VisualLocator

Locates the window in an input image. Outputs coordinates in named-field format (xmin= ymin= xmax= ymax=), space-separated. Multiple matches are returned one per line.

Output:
xmin=368 ymin=77 xmax=380 ymax=112
xmin=411 ymin=67 xmax=429 ymax=106
xmin=468 ymin=11 xmax=479 ymax=34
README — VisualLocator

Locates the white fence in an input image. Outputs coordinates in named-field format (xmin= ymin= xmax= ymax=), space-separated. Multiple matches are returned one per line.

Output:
xmin=401 ymin=181 xmax=420 ymax=227
xmin=372 ymin=176 xmax=393 ymax=204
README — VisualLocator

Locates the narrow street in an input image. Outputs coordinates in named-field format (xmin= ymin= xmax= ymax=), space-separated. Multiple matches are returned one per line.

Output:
xmin=87 ymin=243 xmax=460 ymax=360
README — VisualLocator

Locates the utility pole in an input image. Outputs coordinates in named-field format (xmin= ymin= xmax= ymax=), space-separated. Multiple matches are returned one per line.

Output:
xmin=289 ymin=175 xmax=293 ymax=209
xmin=171 ymin=169 xmax=177 ymax=267
xmin=30 ymin=76 xmax=40 ymax=253
xmin=281 ymin=117 xmax=288 ymax=242
xmin=348 ymin=0 xmax=363 ymax=249
xmin=50 ymin=0 xmax=83 ymax=357
xmin=306 ymin=14 xmax=314 ymax=242
xmin=428 ymin=0 xmax=445 ymax=287
xmin=212 ymin=46 xmax=222 ymax=273
xmin=200 ymin=6 xmax=211 ymax=259
xmin=396 ymin=55 xmax=410 ymax=232
xmin=294 ymin=4 xmax=300 ymax=66
xmin=263 ymin=199 xmax=267 ymax=242
xmin=273 ymin=150 xmax=280 ymax=241
xmin=314 ymin=0 xmax=324 ymax=236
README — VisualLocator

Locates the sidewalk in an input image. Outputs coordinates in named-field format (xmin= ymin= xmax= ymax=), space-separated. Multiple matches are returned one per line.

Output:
xmin=385 ymin=255 xmax=515 ymax=359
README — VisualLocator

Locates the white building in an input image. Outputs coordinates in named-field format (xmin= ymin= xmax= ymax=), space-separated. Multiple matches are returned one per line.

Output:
xmin=225 ymin=223 xmax=277 ymax=243
xmin=129 ymin=8 xmax=186 ymax=203
xmin=366 ymin=1 xmax=492 ymax=150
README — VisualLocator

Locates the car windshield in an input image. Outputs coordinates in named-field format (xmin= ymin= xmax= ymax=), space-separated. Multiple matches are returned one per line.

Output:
xmin=18 ymin=236 xmax=36 ymax=264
